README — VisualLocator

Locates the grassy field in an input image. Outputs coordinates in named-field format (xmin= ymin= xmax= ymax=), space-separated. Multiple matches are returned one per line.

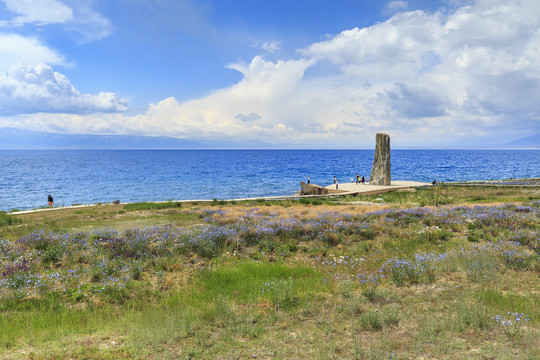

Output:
xmin=0 ymin=183 xmax=539 ymax=359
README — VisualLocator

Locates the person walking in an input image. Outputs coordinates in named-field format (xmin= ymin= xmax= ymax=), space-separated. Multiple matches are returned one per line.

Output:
xmin=48 ymin=194 xmax=54 ymax=208
xmin=307 ymin=175 xmax=310 ymax=185
xmin=336 ymin=179 xmax=339 ymax=190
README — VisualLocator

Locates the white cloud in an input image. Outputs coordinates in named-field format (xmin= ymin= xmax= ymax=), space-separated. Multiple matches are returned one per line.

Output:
xmin=382 ymin=83 xmax=450 ymax=118
xmin=0 ymin=1 xmax=115 ymax=115
xmin=1 ymin=0 xmax=113 ymax=43
xmin=385 ymin=1 xmax=408 ymax=14
xmin=64 ymin=1 xmax=114 ymax=43
xmin=0 ymin=63 xmax=128 ymax=115
xmin=2 ymin=0 xmax=539 ymax=148
xmin=252 ymin=40 xmax=283 ymax=54
xmin=299 ymin=0 xmax=540 ymax=141
xmin=2 ymin=0 xmax=73 ymax=26
xmin=0 ymin=33 xmax=67 ymax=68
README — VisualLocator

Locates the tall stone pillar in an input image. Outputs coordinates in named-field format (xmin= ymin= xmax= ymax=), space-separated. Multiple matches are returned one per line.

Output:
xmin=369 ymin=133 xmax=391 ymax=185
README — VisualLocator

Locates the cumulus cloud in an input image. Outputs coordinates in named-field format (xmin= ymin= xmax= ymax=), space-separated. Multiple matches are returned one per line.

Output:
xmin=155 ymin=0 xmax=540 ymax=145
xmin=382 ymin=83 xmax=450 ymax=118
xmin=2 ymin=0 xmax=539 ymax=147
xmin=2 ymin=0 xmax=73 ymax=26
xmin=0 ymin=0 xmax=113 ymax=43
xmin=0 ymin=33 xmax=67 ymax=68
xmin=299 ymin=0 xmax=540 ymax=141
xmin=0 ymin=63 xmax=128 ymax=115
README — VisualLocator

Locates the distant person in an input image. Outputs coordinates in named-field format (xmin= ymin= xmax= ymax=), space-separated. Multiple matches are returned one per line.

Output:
xmin=336 ymin=179 xmax=339 ymax=190
xmin=361 ymin=176 xmax=365 ymax=185
xmin=432 ymin=179 xmax=437 ymax=186
xmin=333 ymin=176 xmax=337 ymax=184
xmin=307 ymin=175 xmax=310 ymax=185
xmin=356 ymin=174 xmax=360 ymax=185
xmin=48 ymin=194 xmax=54 ymax=208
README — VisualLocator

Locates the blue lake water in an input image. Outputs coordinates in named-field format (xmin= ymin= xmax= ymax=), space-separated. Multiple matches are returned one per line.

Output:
xmin=0 ymin=150 xmax=538 ymax=211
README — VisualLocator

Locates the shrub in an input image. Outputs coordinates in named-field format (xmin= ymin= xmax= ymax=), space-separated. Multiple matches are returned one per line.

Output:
xmin=321 ymin=231 xmax=340 ymax=246
xmin=0 ymin=212 xmax=22 ymax=227
xmin=41 ymin=245 xmax=65 ymax=265
xmin=359 ymin=309 xmax=383 ymax=330
xmin=356 ymin=226 xmax=376 ymax=240
xmin=467 ymin=229 xmax=486 ymax=243
xmin=382 ymin=304 xmax=401 ymax=326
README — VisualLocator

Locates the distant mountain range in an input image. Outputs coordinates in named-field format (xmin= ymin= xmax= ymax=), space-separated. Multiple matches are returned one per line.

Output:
xmin=0 ymin=127 xmax=538 ymax=149
xmin=0 ymin=128 xmax=207 ymax=149
xmin=502 ymin=133 xmax=540 ymax=149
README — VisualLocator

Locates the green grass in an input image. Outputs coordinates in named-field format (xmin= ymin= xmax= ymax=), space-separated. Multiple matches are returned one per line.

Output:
xmin=124 ymin=201 xmax=183 ymax=211
xmin=0 ymin=212 xmax=21 ymax=227
xmin=477 ymin=288 xmax=540 ymax=322
xmin=0 ymin=185 xmax=539 ymax=358
xmin=193 ymin=261 xmax=326 ymax=303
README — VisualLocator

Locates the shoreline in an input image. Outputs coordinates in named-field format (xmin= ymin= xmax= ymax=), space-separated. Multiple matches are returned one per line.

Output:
xmin=7 ymin=180 xmax=430 ymax=215
xmin=5 ymin=178 xmax=540 ymax=215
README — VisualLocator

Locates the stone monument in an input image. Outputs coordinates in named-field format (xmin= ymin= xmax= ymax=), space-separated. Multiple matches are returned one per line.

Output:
xmin=369 ymin=133 xmax=391 ymax=185
xmin=299 ymin=182 xmax=329 ymax=195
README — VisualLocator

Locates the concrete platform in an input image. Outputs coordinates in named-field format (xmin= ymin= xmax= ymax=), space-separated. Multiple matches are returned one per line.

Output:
xmin=323 ymin=180 xmax=431 ymax=196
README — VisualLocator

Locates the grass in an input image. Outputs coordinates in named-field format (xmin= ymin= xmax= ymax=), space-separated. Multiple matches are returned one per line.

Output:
xmin=0 ymin=183 xmax=539 ymax=358
xmin=0 ymin=212 xmax=22 ymax=227
xmin=348 ymin=183 xmax=540 ymax=206
xmin=123 ymin=201 xmax=183 ymax=211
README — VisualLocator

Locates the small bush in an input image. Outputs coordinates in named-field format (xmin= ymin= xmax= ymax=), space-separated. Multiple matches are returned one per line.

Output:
xmin=359 ymin=309 xmax=383 ymax=330
xmin=41 ymin=245 xmax=65 ymax=265
xmin=258 ymin=239 xmax=280 ymax=253
xmin=451 ymin=302 xmax=491 ymax=332
xmin=0 ymin=212 xmax=22 ymax=227
xmin=382 ymin=304 xmax=401 ymax=326
xmin=356 ymin=227 xmax=376 ymax=240
xmin=467 ymin=229 xmax=486 ymax=243
xmin=322 ymin=232 xmax=340 ymax=246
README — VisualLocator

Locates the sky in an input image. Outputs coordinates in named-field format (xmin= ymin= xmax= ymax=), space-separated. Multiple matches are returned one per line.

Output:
xmin=0 ymin=0 xmax=539 ymax=149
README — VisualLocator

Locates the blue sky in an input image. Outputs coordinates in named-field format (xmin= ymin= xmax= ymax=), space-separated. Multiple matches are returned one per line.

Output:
xmin=0 ymin=0 xmax=538 ymax=148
